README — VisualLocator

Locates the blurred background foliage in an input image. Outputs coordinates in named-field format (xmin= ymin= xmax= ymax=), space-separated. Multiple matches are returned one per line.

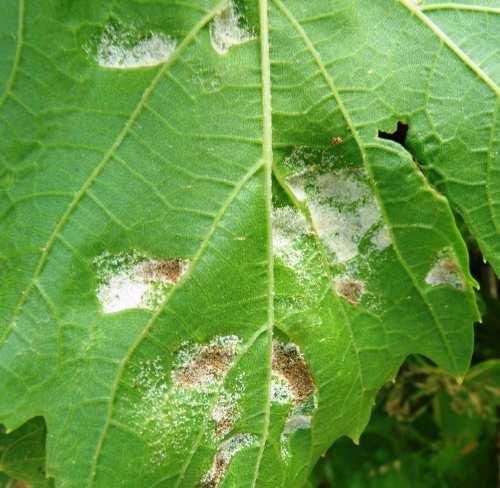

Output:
xmin=1 ymin=245 xmax=499 ymax=488
xmin=311 ymin=237 xmax=500 ymax=488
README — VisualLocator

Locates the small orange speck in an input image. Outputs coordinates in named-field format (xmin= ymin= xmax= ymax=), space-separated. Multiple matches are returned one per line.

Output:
xmin=331 ymin=136 xmax=343 ymax=145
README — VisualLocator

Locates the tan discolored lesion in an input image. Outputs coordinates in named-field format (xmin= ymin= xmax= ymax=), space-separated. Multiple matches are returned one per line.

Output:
xmin=425 ymin=255 xmax=465 ymax=290
xmin=334 ymin=276 xmax=365 ymax=305
xmin=200 ymin=434 xmax=257 ymax=487
xmin=140 ymin=258 xmax=188 ymax=284
xmin=172 ymin=337 xmax=241 ymax=390
xmin=272 ymin=340 xmax=316 ymax=404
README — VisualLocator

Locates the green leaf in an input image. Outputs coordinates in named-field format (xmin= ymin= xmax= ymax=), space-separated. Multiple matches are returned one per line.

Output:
xmin=0 ymin=0 xmax=495 ymax=486
xmin=0 ymin=417 xmax=51 ymax=487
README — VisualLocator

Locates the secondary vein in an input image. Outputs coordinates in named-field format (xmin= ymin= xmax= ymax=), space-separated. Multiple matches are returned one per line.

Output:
xmin=0 ymin=0 xmax=24 ymax=111
xmin=0 ymin=0 xmax=227 ymax=348
xmin=400 ymin=0 xmax=499 ymax=96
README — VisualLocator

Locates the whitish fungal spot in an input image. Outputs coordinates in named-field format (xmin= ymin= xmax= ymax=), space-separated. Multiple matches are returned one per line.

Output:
xmin=132 ymin=336 xmax=244 ymax=467
xmin=271 ymin=376 xmax=294 ymax=405
xmin=286 ymin=174 xmax=307 ymax=202
xmin=271 ymin=340 xmax=317 ymax=459
xmin=371 ymin=226 xmax=391 ymax=251
xmin=334 ymin=275 xmax=365 ymax=305
xmin=209 ymin=2 xmax=255 ymax=55
xmin=132 ymin=357 xmax=211 ymax=465
xmin=283 ymin=152 xmax=384 ymax=263
xmin=172 ymin=335 xmax=242 ymax=391
xmin=272 ymin=206 xmax=310 ymax=270
xmin=314 ymin=171 xmax=370 ymax=204
xmin=425 ymin=249 xmax=465 ymax=290
xmin=94 ymin=251 xmax=189 ymax=313
xmin=201 ymin=433 xmax=257 ymax=487
xmin=95 ymin=22 xmax=176 ymax=68
xmin=280 ymin=414 xmax=312 ymax=459
xmin=309 ymin=199 xmax=380 ymax=263
xmin=212 ymin=389 xmax=241 ymax=438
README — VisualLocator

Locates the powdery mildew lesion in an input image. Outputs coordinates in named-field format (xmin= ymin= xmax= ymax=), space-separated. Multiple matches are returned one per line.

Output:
xmin=284 ymin=148 xmax=385 ymax=263
xmin=270 ymin=340 xmax=317 ymax=459
xmin=131 ymin=336 xmax=246 ymax=468
xmin=209 ymin=1 xmax=255 ymax=55
xmin=279 ymin=146 xmax=394 ymax=307
xmin=272 ymin=206 xmax=311 ymax=271
xmin=425 ymin=248 xmax=465 ymax=290
xmin=172 ymin=335 xmax=241 ymax=391
xmin=93 ymin=251 xmax=189 ymax=313
xmin=91 ymin=22 xmax=177 ymax=69
xmin=334 ymin=275 xmax=365 ymax=305
xmin=200 ymin=433 xmax=258 ymax=487
xmin=370 ymin=226 xmax=391 ymax=251
xmin=271 ymin=203 xmax=328 ymax=318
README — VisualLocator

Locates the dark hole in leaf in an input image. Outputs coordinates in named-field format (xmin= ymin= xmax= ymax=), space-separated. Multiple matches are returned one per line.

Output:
xmin=378 ymin=121 xmax=408 ymax=146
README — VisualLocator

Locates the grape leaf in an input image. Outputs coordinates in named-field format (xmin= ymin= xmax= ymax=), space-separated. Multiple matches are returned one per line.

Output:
xmin=0 ymin=0 xmax=496 ymax=486
xmin=0 ymin=417 xmax=51 ymax=487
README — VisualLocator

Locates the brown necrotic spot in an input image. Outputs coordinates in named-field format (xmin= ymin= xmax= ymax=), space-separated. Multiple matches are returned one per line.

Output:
xmin=334 ymin=276 xmax=365 ymax=305
xmin=272 ymin=341 xmax=315 ymax=404
xmin=141 ymin=259 xmax=188 ymax=284
xmin=172 ymin=336 xmax=241 ymax=390
xmin=200 ymin=433 xmax=257 ymax=487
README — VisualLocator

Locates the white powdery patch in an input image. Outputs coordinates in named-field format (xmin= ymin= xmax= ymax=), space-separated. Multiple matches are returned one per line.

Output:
xmin=309 ymin=199 xmax=380 ymax=263
xmin=272 ymin=206 xmax=310 ymax=269
xmin=209 ymin=2 xmax=255 ymax=55
xmin=211 ymin=387 xmax=242 ymax=439
xmin=271 ymin=340 xmax=316 ymax=459
xmin=280 ymin=415 xmax=312 ymax=459
xmin=96 ymin=23 xmax=176 ymax=68
xmin=283 ymin=162 xmax=384 ymax=263
xmin=271 ymin=375 xmax=294 ymax=405
xmin=201 ymin=433 xmax=257 ymax=487
xmin=371 ymin=226 xmax=391 ymax=251
xmin=94 ymin=251 xmax=188 ymax=313
xmin=98 ymin=272 xmax=150 ymax=313
xmin=425 ymin=249 xmax=465 ymax=290
xmin=133 ymin=339 xmax=246 ymax=468
xmin=314 ymin=171 xmax=370 ymax=204
xmin=132 ymin=358 xmax=213 ymax=466
xmin=286 ymin=174 xmax=307 ymax=202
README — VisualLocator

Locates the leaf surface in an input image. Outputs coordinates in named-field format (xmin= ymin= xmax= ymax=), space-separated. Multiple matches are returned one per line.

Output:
xmin=0 ymin=417 xmax=51 ymax=487
xmin=0 ymin=0 xmax=496 ymax=486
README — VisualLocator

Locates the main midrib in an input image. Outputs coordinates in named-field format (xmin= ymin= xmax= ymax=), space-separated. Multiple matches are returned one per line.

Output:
xmin=251 ymin=0 xmax=275 ymax=485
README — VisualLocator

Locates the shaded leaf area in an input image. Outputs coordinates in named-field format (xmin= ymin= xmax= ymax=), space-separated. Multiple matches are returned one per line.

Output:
xmin=0 ymin=0 xmax=498 ymax=487
xmin=0 ymin=417 xmax=52 ymax=488
xmin=311 ymin=358 xmax=500 ymax=488
xmin=311 ymin=250 xmax=500 ymax=487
